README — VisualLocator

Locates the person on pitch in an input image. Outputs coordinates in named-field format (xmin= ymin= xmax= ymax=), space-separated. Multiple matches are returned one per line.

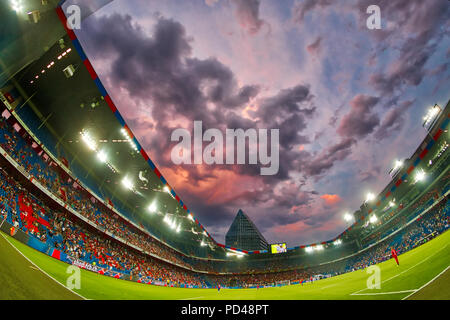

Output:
xmin=391 ymin=247 xmax=399 ymax=266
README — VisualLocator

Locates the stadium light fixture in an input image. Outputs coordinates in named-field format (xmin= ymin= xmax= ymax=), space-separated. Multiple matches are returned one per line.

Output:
xmin=415 ymin=170 xmax=426 ymax=183
xmin=188 ymin=214 xmax=194 ymax=221
xmin=227 ymin=251 xmax=246 ymax=258
xmin=393 ymin=160 xmax=403 ymax=170
xmin=148 ymin=202 xmax=157 ymax=213
xmin=122 ymin=177 xmax=134 ymax=190
xmin=121 ymin=128 xmax=139 ymax=152
xmin=369 ymin=215 xmax=378 ymax=224
xmin=389 ymin=201 xmax=396 ymax=208
xmin=305 ymin=247 xmax=313 ymax=253
xmin=200 ymin=240 xmax=207 ymax=247
xmin=163 ymin=214 xmax=170 ymax=224
xmin=315 ymin=245 xmax=324 ymax=251
xmin=81 ymin=131 xmax=97 ymax=151
xmin=343 ymin=213 xmax=353 ymax=222
xmin=11 ymin=0 xmax=23 ymax=12
xmin=164 ymin=186 xmax=170 ymax=193
xmin=97 ymin=150 xmax=108 ymax=163
xmin=423 ymin=104 xmax=441 ymax=126
xmin=365 ymin=192 xmax=375 ymax=203
xmin=333 ymin=239 xmax=342 ymax=246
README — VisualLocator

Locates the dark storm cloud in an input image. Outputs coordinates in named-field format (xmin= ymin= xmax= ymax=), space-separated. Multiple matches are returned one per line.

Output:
xmin=357 ymin=0 xmax=450 ymax=96
xmin=231 ymin=0 xmax=267 ymax=35
xmin=292 ymin=0 xmax=333 ymax=23
xmin=78 ymin=12 xmax=348 ymax=236
xmin=301 ymin=137 xmax=357 ymax=177
xmin=374 ymin=100 xmax=414 ymax=140
xmin=254 ymin=85 xmax=315 ymax=150
xmin=359 ymin=165 xmax=381 ymax=183
xmin=256 ymin=85 xmax=314 ymax=123
xmin=337 ymin=94 xmax=380 ymax=139
xmin=80 ymin=14 xmax=266 ymax=171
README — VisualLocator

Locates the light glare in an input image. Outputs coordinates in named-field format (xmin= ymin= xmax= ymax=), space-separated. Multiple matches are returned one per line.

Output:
xmin=366 ymin=192 xmax=375 ymax=203
xmin=97 ymin=150 xmax=107 ymax=163
xmin=122 ymin=177 xmax=133 ymax=190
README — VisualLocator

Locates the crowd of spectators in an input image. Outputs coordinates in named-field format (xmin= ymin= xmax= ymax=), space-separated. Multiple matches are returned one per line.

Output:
xmin=0 ymin=115 xmax=198 ymax=269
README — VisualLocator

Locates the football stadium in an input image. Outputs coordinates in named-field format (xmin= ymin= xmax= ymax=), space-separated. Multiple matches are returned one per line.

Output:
xmin=0 ymin=0 xmax=449 ymax=303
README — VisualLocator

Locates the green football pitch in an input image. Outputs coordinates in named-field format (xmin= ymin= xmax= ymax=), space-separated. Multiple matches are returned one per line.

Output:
xmin=0 ymin=229 xmax=449 ymax=300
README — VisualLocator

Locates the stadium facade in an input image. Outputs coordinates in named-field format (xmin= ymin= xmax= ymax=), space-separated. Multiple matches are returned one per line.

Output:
xmin=0 ymin=1 xmax=449 ymax=289
xmin=225 ymin=209 xmax=269 ymax=251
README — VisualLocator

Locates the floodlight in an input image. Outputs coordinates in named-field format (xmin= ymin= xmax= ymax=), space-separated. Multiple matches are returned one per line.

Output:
xmin=148 ymin=202 xmax=157 ymax=213
xmin=333 ymin=239 xmax=342 ymax=246
xmin=315 ymin=245 xmax=324 ymax=251
xmin=366 ymin=192 xmax=375 ymax=203
xmin=389 ymin=201 xmax=395 ymax=208
xmin=393 ymin=160 xmax=403 ymax=170
xmin=305 ymin=247 xmax=313 ymax=253
xmin=369 ymin=215 xmax=378 ymax=224
xmin=163 ymin=214 xmax=170 ymax=224
xmin=164 ymin=186 xmax=170 ymax=193
xmin=344 ymin=213 xmax=353 ymax=222
xmin=415 ymin=170 xmax=426 ymax=183
xmin=122 ymin=177 xmax=133 ymax=190
xmin=97 ymin=150 xmax=107 ymax=163
xmin=81 ymin=131 xmax=96 ymax=151
xmin=11 ymin=0 xmax=23 ymax=12
xmin=423 ymin=105 xmax=441 ymax=125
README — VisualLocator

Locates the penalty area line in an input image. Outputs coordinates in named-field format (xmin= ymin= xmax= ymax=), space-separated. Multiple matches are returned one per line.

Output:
xmin=0 ymin=232 xmax=87 ymax=300
xmin=351 ymin=289 xmax=417 ymax=296
xmin=401 ymin=265 xmax=450 ymax=300
xmin=179 ymin=296 xmax=205 ymax=300
xmin=350 ymin=244 xmax=448 ymax=296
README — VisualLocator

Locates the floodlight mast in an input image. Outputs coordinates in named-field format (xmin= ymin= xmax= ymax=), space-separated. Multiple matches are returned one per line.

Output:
xmin=422 ymin=104 xmax=442 ymax=138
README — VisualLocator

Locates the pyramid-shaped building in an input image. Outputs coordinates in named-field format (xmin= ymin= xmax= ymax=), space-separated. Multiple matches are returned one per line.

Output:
xmin=225 ymin=209 xmax=268 ymax=251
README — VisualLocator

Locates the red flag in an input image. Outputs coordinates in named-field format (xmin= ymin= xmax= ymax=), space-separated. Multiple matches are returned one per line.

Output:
xmin=59 ymin=187 xmax=67 ymax=201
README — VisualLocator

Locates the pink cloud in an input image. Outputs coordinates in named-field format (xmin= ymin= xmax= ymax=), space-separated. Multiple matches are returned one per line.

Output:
xmin=320 ymin=194 xmax=342 ymax=206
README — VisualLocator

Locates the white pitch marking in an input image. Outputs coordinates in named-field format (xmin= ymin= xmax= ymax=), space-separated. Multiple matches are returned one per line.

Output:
xmin=350 ymin=244 xmax=448 ymax=296
xmin=351 ymin=289 xmax=417 ymax=296
xmin=401 ymin=265 xmax=450 ymax=300
xmin=0 ymin=232 xmax=87 ymax=300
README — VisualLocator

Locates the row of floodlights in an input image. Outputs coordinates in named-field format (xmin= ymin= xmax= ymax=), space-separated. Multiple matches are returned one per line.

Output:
xmin=305 ymin=239 xmax=343 ymax=253
xmin=81 ymin=130 xmax=210 ymax=243
xmin=30 ymin=48 xmax=72 ymax=84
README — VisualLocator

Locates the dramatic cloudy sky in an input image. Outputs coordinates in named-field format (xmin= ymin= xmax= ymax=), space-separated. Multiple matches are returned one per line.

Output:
xmin=74 ymin=0 xmax=449 ymax=246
